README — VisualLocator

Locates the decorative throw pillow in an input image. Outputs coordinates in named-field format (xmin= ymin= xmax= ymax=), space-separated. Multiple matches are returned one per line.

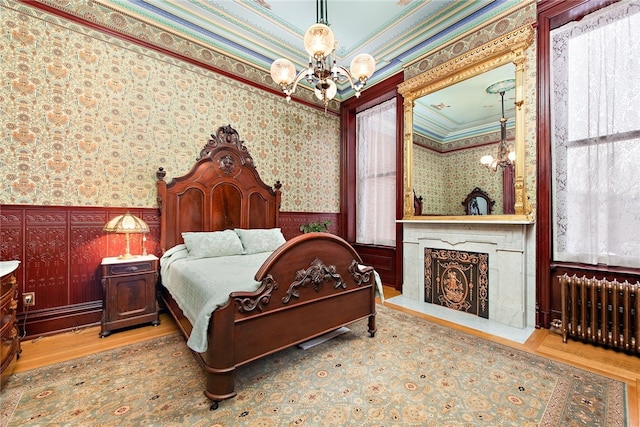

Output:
xmin=181 ymin=230 xmax=245 ymax=259
xmin=234 ymin=228 xmax=286 ymax=255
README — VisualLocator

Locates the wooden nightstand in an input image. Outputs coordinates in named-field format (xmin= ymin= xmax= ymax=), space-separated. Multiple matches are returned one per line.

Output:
xmin=100 ymin=255 xmax=159 ymax=337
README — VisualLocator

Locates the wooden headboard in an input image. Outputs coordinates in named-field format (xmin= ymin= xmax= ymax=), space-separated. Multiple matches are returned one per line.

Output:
xmin=156 ymin=125 xmax=282 ymax=252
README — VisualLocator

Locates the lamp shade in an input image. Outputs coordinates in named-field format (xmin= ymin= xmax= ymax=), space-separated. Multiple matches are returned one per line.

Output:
xmin=303 ymin=23 xmax=335 ymax=58
xmin=103 ymin=212 xmax=149 ymax=234
xmin=350 ymin=53 xmax=376 ymax=80
xmin=314 ymin=79 xmax=337 ymax=101
xmin=480 ymin=155 xmax=494 ymax=166
xmin=270 ymin=58 xmax=296 ymax=85
xmin=103 ymin=212 xmax=149 ymax=259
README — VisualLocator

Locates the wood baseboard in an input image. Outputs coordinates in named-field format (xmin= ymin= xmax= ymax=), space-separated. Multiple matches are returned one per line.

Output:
xmin=18 ymin=301 xmax=102 ymax=340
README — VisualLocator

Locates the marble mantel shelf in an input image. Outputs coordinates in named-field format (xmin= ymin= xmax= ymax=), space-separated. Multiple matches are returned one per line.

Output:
xmin=398 ymin=215 xmax=535 ymax=225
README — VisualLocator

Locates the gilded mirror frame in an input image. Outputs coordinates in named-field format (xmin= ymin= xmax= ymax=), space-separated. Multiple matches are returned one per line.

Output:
xmin=398 ymin=25 xmax=534 ymax=220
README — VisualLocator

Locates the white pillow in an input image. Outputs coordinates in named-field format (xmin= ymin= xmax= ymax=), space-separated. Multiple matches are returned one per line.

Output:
xmin=181 ymin=230 xmax=245 ymax=259
xmin=234 ymin=228 xmax=286 ymax=255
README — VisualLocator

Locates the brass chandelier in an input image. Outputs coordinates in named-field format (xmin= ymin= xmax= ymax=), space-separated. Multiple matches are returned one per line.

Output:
xmin=480 ymin=79 xmax=516 ymax=172
xmin=269 ymin=0 xmax=375 ymax=107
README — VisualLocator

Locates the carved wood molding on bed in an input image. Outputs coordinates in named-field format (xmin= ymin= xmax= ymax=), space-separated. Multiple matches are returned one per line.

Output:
xmin=232 ymin=275 xmax=278 ymax=314
xmin=282 ymin=258 xmax=346 ymax=303
xmin=197 ymin=124 xmax=251 ymax=163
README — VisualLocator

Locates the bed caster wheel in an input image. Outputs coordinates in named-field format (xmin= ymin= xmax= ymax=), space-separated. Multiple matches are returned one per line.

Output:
xmin=210 ymin=401 xmax=219 ymax=411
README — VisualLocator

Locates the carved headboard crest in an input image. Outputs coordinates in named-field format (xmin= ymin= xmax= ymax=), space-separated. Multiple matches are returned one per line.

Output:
xmin=157 ymin=125 xmax=282 ymax=252
xmin=197 ymin=124 xmax=253 ymax=164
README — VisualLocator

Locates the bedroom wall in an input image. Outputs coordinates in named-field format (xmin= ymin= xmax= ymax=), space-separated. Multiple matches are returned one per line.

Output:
xmin=0 ymin=0 xmax=341 ymax=336
xmin=0 ymin=0 xmax=340 ymax=213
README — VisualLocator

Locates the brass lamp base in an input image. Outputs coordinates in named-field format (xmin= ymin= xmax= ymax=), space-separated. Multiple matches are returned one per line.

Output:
xmin=116 ymin=232 xmax=138 ymax=260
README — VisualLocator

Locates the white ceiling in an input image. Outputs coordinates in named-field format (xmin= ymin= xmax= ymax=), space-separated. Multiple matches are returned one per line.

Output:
xmin=105 ymin=0 xmax=522 ymax=140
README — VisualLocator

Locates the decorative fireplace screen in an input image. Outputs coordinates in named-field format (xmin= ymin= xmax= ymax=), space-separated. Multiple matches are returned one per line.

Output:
xmin=425 ymin=248 xmax=489 ymax=319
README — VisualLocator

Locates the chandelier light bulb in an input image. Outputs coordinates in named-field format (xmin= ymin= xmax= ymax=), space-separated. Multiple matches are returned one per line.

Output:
xmin=350 ymin=53 xmax=376 ymax=81
xmin=314 ymin=79 xmax=337 ymax=101
xmin=508 ymin=151 xmax=516 ymax=161
xmin=303 ymin=23 xmax=335 ymax=58
xmin=270 ymin=58 xmax=296 ymax=85
xmin=480 ymin=155 xmax=494 ymax=166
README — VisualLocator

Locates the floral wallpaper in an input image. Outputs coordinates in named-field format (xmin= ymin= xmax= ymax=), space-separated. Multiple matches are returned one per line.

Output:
xmin=413 ymin=145 xmax=503 ymax=215
xmin=0 ymin=0 xmax=340 ymax=212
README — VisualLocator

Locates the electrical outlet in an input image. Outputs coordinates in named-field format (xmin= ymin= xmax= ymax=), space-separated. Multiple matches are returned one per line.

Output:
xmin=23 ymin=292 xmax=35 ymax=307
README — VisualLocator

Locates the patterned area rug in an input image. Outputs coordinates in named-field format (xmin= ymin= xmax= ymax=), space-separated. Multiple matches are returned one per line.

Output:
xmin=0 ymin=305 xmax=627 ymax=426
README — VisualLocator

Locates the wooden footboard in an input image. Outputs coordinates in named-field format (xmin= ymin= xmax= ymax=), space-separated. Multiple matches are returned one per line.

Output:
xmin=200 ymin=232 xmax=376 ymax=408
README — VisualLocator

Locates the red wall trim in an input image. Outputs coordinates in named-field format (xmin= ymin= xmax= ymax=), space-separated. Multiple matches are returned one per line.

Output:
xmin=340 ymin=72 xmax=405 ymax=290
xmin=353 ymin=244 xmax=397 ymax=287
xmin=1 ymin=204 xmax=160 ymax=338
xmin=19 ymin=302 xmax=103 ymax=340
xmin=278 ymin=212 xmax=340 ymax=241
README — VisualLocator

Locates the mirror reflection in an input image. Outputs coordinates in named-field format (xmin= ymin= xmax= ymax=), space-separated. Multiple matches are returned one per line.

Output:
xmin=462 ymin=187 xmax=495 ymax=216
xmin=411 ymin=62 xmax=515 ymax=216
xmin=398 ymin=25 xmax=534 ymax=218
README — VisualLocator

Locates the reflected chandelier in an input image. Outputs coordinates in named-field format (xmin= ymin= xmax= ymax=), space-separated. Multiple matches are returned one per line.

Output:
xmin=480 ymin=79 xmax=516 ymax=172
xmin=269 ymin=0 xmax=375 ymax=108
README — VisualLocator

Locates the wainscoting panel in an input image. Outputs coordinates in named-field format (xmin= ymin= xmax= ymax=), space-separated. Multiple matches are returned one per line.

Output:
xmin=278 ymin=212 xmax=340 ymax=240
xmin=353 ymin=244 xmax=396 ymax=287
xmin=25 ymin=210 xmax=70 ymax=308
xmin=0 ymin=206 xmax=337 ymax=338
xmin=69 ymin=211 xmax=107 ymax=304
xmin=1 ymin=205 xmax=160 ymax=338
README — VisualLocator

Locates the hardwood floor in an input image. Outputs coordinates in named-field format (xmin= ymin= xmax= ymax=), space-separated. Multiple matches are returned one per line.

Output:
xmin=12 ymin=313 xmax=178 ymax=374
xmin=11 ymin=286 xmax=640 ymax=425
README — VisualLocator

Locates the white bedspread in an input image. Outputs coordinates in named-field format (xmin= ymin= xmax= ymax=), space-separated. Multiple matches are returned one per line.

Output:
xmin=160 ymin=245 xmax=272 ymax=353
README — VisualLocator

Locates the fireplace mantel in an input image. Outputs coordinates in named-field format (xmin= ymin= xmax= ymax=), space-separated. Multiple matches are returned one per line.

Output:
xmin=399 ymin=216 xmax=534 ymax=225
xmin=398 ymin=219 xmax=536 ymax=334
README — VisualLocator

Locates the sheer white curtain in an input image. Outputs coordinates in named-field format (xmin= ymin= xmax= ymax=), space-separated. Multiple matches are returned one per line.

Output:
xmin=356 ymin=98 xmax=397 ymax=246
xmin=551 ymin=1 xmax=640 ymax=268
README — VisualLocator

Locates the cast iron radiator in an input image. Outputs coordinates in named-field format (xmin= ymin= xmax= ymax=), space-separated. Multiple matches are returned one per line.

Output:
xmin=559 ymin=274 xmax=640 ymax=353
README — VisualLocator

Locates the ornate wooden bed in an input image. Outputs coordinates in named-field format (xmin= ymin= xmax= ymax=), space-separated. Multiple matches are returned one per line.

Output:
xmin=156 ymin=125 xmax=377 ymax=410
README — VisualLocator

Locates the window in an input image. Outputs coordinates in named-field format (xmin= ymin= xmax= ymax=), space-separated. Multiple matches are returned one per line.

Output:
xmin=551 ymin=1 xmax=640 ymax=268
xmin=355 ymin=98 xmax=397 ymax=246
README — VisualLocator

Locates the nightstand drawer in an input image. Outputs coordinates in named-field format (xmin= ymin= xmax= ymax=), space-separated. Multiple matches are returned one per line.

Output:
xmin=103 ymin=260 xmax=155 ymax=276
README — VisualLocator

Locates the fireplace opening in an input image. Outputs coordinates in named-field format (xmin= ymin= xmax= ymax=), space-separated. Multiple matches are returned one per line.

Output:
xmin=424 ymin=248 xmax=489 ymax=319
